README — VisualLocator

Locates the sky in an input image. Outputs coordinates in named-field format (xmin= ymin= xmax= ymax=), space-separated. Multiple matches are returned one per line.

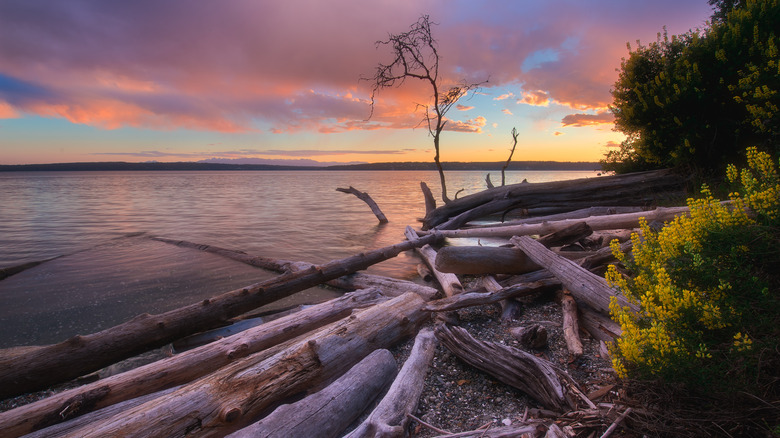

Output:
xmin=0 ymin=0 xmax=715 ymax=166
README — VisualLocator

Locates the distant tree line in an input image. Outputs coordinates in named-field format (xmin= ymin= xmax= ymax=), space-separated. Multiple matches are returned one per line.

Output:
xmin=604 ymin=0 xmax=779 ymax=174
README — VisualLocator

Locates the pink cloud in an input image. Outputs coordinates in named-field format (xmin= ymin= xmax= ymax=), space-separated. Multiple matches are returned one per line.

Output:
xmin=493 ymin=92 xmax=514 ymax=101
xmin=502 ymin=109 xmax=513 ymax=115
xmin=519 ymin=90 xmax=551 ymax=106
xmin=456 ymin=104 xmax=474 ymax=111
xmin=561 ymin=111 xmax=614 ymax=127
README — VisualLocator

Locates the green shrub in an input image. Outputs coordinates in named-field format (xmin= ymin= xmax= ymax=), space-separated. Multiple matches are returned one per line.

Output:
xmin=606 ymin=147 xmax=779 ymax=393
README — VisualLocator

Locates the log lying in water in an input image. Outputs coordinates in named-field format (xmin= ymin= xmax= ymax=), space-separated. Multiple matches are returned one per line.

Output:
xmin=345 ymin=328 xmax=439 ymax=437
xmin=228 ymin=349 xmax=397 ymax=438
xmin=0 ymin=232 xmax=441 ymax=400
xmin=0 ymin=288 xmax=390 ymax=437
xmin=48 ymin=292 xmax=429 ymax=438
xmin=423 ymin=168 xmax=688 ymax=230
xmin=337 ymin=186 xmax=389 ymax=224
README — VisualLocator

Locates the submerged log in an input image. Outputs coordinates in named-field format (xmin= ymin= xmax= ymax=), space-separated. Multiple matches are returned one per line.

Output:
xmin=0 ymin=232 xmax=441 ymax=400
xmin=435 ymin=324 xmax=580 ymax=411
xmin=337 ymin=186 xmax=389 ymax=224
xmin=0 ymin=288 xmax=390 ymax=437
xmin=345 ymin=328 xmax=439 ymax=438
xmin=423 ymin=169 xmax=687 ymax=230
xmin=49 ymin=292 xmax=429 ymax=438
xmin=228 ymin=349 xmax=397 ymax=438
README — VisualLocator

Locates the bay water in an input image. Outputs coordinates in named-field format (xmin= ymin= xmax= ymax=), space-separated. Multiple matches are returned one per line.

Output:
xmin=0 ymin=170 xmax=598 ymax=347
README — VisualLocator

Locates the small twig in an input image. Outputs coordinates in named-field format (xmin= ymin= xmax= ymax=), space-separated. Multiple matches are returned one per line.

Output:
xmin=600 ymin=407 xmax=632 ymax=438
xmin=408 ymin=413 xmax=451 ymax=435
xmin=522 ymin=406 xmax=529 ymax=422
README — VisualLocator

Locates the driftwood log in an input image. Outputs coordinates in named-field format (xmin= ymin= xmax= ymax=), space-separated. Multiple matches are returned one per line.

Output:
xmin=425 ymin=205 xmax=690 ymax=238
xmin=345 ymin=328 xmax=439 ymax=437
xmin=0 ymin=232 xmax=441 ymax=400
xmin=227 ymin=349 xmax=397 ymax=438
xmin=511 ymin=236 xmax=635 ymax=315
xmin=560 ymin=290 xmax=584 ymax=358
xmin=0 ymin=288 xmax=390 ymax=437
xmin=435 ymin=324 xmax=580 ymax=412
xmin=465 ymin=206 xmax=646 ymax=228
xmin=423 ymin=279 xmax=560 ymax=313
xmin=404 ymin=226 xmax=463 ymax=297
xmin=423 ymin=168 xmax=688 ymax=229
xmin=481 ymin=275 xmax=523 ymax=321
xmin=537 ymin=221 xmax=592 ymax=247
xmin=433 ymin=246 xmax=597 ymax=276
xmin=337 ymin=186 xmax=389 ymax=224
xmin=47 ymin=292 xmax=429 ymax=437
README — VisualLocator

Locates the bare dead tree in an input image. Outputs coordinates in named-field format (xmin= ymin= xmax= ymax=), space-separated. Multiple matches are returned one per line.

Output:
xmin=368 ymin=15 xmax=486 ymax=204
xmin=501 ymin=127 xmax=519 ymax=186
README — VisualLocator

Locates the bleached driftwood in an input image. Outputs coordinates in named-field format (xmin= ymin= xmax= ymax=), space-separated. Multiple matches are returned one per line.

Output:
xmin=423 ymin=279 xmax=560 ymax=313
xmin=435 ymin=324 xmax=580 ymax=411
xmin=536 ymin=221 xmax=592 ymax=248
xmin=481 ymin=275 xmax=522 ymax=321
xmin=0 ymin=288 xmax=390 ymax=437
xmin=227 ymin=349 xmax=397 ymax=438
xmin=337 ymin=186 xmax=389 ymax=224
xmin=47 ymin=292 xmax=429 ymax=438
xmin=464 ymin=206 xmax=646 ymax=229
xmin=423 ymin=169 xmax=687 ymax=230
xmin=405 ymin=226 xmax=463 ymax=297
xmin=0 ymin=233 xmax=441 ymax=399
xmin=511 ymin=236 xmax=635 ymax=315
xmin=560 ymin=290 xmax=584 ymax=358
xmin=345 ymin=328 xmax=439 ymax=437
xmin=423 ymin=206 xmax=690 ymax=238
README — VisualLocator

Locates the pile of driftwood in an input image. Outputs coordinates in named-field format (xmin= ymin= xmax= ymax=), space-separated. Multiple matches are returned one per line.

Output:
xmin=0 ymin=169 xmax=689 ymax=437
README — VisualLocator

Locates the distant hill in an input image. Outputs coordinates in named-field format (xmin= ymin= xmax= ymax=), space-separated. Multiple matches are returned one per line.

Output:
xmin=0 ymin=160 xmax=602 ymax=172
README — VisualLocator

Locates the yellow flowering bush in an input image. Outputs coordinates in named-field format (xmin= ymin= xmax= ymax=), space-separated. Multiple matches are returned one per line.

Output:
xmin=607 ymin=147 xmax=780 ymax=390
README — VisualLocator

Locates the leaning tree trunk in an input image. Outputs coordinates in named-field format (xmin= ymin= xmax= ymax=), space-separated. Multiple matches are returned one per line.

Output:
xmin=0 ymin=233 xmax=441 ymax=399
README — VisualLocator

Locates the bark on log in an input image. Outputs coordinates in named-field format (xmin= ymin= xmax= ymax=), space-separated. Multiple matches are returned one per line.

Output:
xmin=51 ymin=292 xmax=429 ymax=438
xmin=345 ymin=328 xmax=439 ymax=438
xmin=424 ymin=205 xmax=691 ymax=238
xmin=0 ymin=232 xmax=441 ymax=400
xmin=405 ymin=227 xmax=463 ymax=297
xmin=435 ymin=324 xmax=579 ymax=411
xmin=423 ymin=279 xmax=560 ymax=313
xmin=536 ymin=222 xmax=592 ymax=248
xmin=434 ymin=246 xmax=540 ymax=275
xmin=227 ymin=349 xmax=397 ymax=438
xmin=560 ymin=291 xmax=584 ymax=359
xmin=337 ymin=186 xmax=389 ymax=224
xmin=0 ymin=288 xmax=390 ymax=437
xmin=511 ymin=236 xmax=635 ymax=315
xmin=423 ymin=169 xmax=687 ymax=230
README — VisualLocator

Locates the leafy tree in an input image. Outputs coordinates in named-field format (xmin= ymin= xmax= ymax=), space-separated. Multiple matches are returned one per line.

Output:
xmin=368 ymin=15 xmax=486 ymax=203
xmin=604 ymin=0 xmax=780 ymax=174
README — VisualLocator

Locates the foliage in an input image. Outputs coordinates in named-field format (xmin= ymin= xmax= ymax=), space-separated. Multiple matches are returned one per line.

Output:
xmin=604 ymin=0 xmax=780 ymax=174
xmin=606 ymin=147 xmax=780 ymax=393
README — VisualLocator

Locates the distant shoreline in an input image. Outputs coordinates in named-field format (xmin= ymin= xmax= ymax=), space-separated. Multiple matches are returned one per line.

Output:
xmin=0 ymin=161 xmax=602 ymax=172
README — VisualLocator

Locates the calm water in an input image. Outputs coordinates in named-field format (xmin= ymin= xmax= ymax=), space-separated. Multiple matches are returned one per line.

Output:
xmin=0 ymin=170 xmax=597 ymax=347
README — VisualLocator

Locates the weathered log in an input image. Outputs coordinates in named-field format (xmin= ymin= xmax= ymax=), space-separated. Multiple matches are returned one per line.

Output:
xmin=0 ymin=232 xmax=441 ymax=400
xmin=420 ymin=181 xmax=437 ymax=215
xmin=560 ymin=290 xmax=584 ymax=359
xmin=50 ymin=292 xmax=429 ymax=438
xmin=536 ymin=221 xmax=592 ymax=248
xmin=434 ymin=246 xmax=540 ymax=275
xmin=423 ymin=279 xmax=560 ymax=313
xmin=481 ymin=275 xmax=522 ymax=321
xmin=345 ymin=328 xmax=439 ymax=438
xmin=417 ymin=263 xmax=434 ymax=282
xmin=337 ymin=186 xmax=389 ymax=224
xmin=511 ymin=324 xmax=548 ymax=349
xmin=466 ymin=206 xmax=647 ymax=228
xmin=405 ymin=226 xmax=463 ymax=297
xmin=435 ymin=323 xmax=580 ymax=411
xmin=327 ymin=272 xmax=438 ymax=300
xmin=0 ymin=288 xmax=390 ymax=437
xmin=511 ymin=236 xmax=635 ymax=315
xmin=228 ymin=349 xmax=397 ymax=438
xmin=424 ymin=205 xmax=691 ymax=238
xmin=578 ymin=307 xmax=622 ymax=342
xmin=423 ymin=169 xmax=687 ymax=229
